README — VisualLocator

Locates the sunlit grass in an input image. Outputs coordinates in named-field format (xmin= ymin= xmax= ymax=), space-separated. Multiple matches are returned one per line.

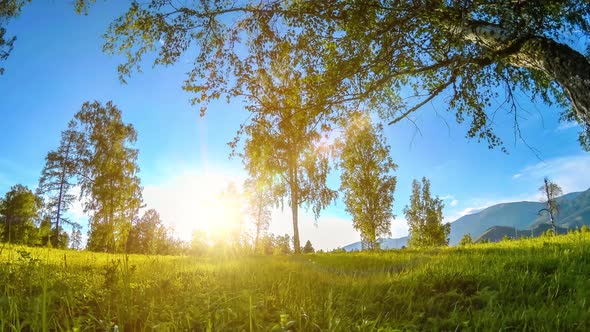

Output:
xmin=1 ymin=232 xmax=590 ymax=330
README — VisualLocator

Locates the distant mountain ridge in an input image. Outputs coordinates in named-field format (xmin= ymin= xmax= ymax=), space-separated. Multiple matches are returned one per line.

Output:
xmin=342 ymin=187 xmax=590 ymax=251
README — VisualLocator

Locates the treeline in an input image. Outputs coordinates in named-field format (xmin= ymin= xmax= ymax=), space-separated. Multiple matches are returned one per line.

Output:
xmin=0 ymin=99 xmax=457 ymax=255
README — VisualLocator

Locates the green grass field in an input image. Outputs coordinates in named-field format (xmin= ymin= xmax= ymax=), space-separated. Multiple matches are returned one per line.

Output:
xmin=2 ymin=232 xmax=590 ymax=331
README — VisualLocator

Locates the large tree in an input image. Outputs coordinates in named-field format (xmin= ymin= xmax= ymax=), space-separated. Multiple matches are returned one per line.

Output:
xmin=0 ymin=184 xmax=42 ymax=245
xmin=404 ymin=177 xmax=450 ymax=248
xmin=339 ymin=112 xmax=397 ymax=250
xmin=79 ymin=0 xmax=590 ymax=150
xmin=37 ymin=125 xmax=83 ymax=247
xmin=235 ymin=52 xmax=338 ymax=254
xmin=73 ymin=101 xmax=143 ymax=253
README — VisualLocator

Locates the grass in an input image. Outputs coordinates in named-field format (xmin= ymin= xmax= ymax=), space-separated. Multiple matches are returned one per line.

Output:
xmin=2 ymin=233 xmax=590 ymax=331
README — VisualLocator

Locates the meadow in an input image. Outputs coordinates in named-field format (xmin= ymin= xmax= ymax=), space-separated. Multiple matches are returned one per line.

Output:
xmin=2 ymin=232 xmax=590 ymax=331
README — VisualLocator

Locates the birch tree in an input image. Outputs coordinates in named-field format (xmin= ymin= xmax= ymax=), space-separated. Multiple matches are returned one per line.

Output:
xmin=539 ymin=177 xmax=563 ymax=234
xmin=78 ymin=0 xmax=590 ymax=150
xmin=339 ymin=113 xmax=397 ymax=250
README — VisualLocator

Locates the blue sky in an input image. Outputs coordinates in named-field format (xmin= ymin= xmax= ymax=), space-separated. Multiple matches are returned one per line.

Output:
xmin=1 ymin=2 xmax=589 ymax=250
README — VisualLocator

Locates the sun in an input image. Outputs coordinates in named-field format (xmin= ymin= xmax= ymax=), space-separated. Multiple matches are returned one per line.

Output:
xmin=142 ymin=170 xmax=245 ymax=243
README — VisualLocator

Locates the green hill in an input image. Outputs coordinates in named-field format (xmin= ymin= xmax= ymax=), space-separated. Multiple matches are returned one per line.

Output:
xmin=450 ymin=187 xmax=590 ymax=244
xmin=475 ymin=223 xmax=569 ymax=243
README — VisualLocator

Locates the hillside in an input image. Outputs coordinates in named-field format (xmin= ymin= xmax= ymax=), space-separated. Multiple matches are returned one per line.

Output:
xmin=448 ymin=201 xmax=543 ymax=244
xmin=450 ymin=187 xmax=590 ymax=244
xmin=343 ymin=188 xmax=590 ymax=250
xmin=475 ymin=223 xmax=569 ymax=243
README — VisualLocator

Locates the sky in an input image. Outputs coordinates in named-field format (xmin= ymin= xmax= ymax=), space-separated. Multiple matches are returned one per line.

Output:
xmin=0 ymin=2 xmax=589 ymax=250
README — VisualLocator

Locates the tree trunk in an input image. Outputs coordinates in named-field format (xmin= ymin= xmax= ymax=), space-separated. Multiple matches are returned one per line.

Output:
xmin=289 ymin=159 xmax=301 ymax=254
xmin=53 ymin=137 xmax=72 ymax=247
xmin=291 ymin=182 xmax=301 ymax=254
xmin=453 ymin=21 xmax=590 ymax=126
xmin=516 ymin=37 xmax=590 ymax=127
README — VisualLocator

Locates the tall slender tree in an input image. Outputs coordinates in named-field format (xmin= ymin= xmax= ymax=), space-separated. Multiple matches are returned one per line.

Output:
xmin=404 ymin=178 xmax=450 ymax=248
xmin=37 ymin=125 xmax=83 ymax=247
xmin=244 ymin=176 xmax=272 ymax=254
xmin=73 ymin=101 xmax=143 ymax=253
xmin=539 ymin=177 xmax=563 ymax=234
xmin=339 ymin=113 xmax=397 ymax=250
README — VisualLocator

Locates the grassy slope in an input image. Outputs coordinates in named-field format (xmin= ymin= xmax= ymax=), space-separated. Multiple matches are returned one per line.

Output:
xmin=2 ymin=233 xmax=590 ymax=331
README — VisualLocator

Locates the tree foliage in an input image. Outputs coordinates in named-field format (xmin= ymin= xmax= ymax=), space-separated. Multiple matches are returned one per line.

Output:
xmin=404 ymin=178 xmax=450 ymax=248
xmin=459 ymin=233 xmax=473 ymax=246
xmin=72 ymin=101 xmax=143 ymax=253
xmin=302 ymin=240 xmax=315 ymax=254
xmin=126 ymin=209 xmax=174 ymax=255
xmin=538 ymin=177 xmax=563 ymax=234
xmin=0 ymin=0 xmax=28 ymax=75
xmin=339 ymin=112 xmax=397 ymax=250
xmin=83 ymin=0 xmax=590 ymax=150
xmin=234 ymin=52 xmax=338 ymax=253
xmin=0 ymin=184 xmax=41 ymax=245
xmin=244 ymin=176 xmax=272 ymax=254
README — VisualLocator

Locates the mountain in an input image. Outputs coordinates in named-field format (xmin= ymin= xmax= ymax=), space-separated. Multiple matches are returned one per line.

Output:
xmin=342 ymin=236 xmax=408 ymax=251
xmin=449 ymin=201 xmax=542 ymax=244
xmin=342 ymin=187 xmax=590 ymax=250
xmin=450 ymin=187 xmax=590 ymax=244
xmin=475 ymin=223 xmax=569 ymax=243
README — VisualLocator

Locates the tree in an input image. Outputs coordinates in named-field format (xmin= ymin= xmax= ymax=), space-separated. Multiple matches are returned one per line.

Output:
xmin=459 ymin=233 xmax=473 ymax=246
xmin=70 ymin=225 xmax=82 ymax=250
xmin=235 ymin=52 xmax=338 ymax=254
xmin=37 ymin=126 xmax=83 ymax=247
xmin=126 ymin=209 xmax=169 ymax=254
xmin=73 ymin=101 xmax=143 ymax=253
xmin=0 ymin=184 xmax=42 ymax=245
xmin=404 ymin=178 xmax=450 ymax=248
xmin=302 ymin=240 xmax=315 ymax=254
xmin=0 ymin=0 xmax=28 ymax=75
xmin=244 ymin=176 xmax=272 ymax=254
xmin=539 ymin=177 xmax=563 ymax=235
xmin=274 ymin=234 xmax=292 ymax=255
xmin=88 ymin=1 xmax=590 ymax=150
xmin=339 ymin=113 xmax=397 ymax=250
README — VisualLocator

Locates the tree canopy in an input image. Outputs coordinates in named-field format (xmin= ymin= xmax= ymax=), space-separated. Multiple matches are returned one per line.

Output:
xmin=0 ymin=0 xmax=28 ymax=75
xmin=69 ymin=0 xmax=590 ymax=151
xmin=404 ymin=177 xmax=450 ymax=248
xmin=73 ymin=101 xmax=143 ymax=253
xmin=0 ymin=184 xmax=41 ymax=245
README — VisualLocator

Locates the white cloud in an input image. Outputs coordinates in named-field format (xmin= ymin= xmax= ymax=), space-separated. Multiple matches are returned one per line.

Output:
xmin=512 ymin=173 xmax=522 ymax=179
xmin=556 ymin=121 xmax=579 ymax=131
xmin=517 ymin=154 xmax=590 ymax=193
xmin=450 ymin=199 xmax=459 ymax=207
